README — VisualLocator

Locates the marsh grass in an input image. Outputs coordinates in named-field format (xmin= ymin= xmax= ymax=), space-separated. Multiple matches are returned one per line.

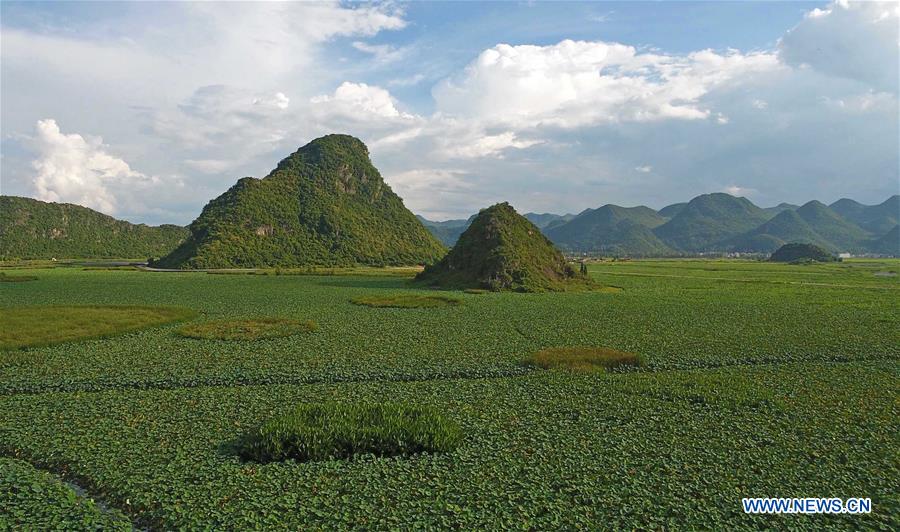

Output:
xmin=350 ymin=294 xmax=462 ymax=308
xmin=177 ymin=318 xmax=317 ymax=341
xmin=0 ymin=305 xmax=196 ymax=350
xmin=525 ymin=347 xmax=645 ymax=373
xmin=236 ymin=402 xmax=463 ymax=463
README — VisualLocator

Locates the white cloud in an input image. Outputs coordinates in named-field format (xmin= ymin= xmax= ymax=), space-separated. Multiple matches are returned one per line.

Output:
xmin=2 ymin=1 xmax=897 ymax=224
xmin=723 ymin=185 xmax=757 ymax=197
xmin=311 ymin=82 xmax=412 ymax=119
xmin=438 ymin=131 xmax=541 ymax=159
xmin=779 ymin=0 xmax=898 ymax=92
xmin=388 ymin=74 xmax=427 ymax=87
xmin=144 ymin=85 xmax=294 ymax=166
xmin=432 ymin=40 xmax=780 ymax=128
xmin=352 ymin=41 xmax=408 ymax=64
xmin=30 ymin=119 xmax=155 ymax=215
xmin=254 ymin=92 xmax=290 ymax=110
xmin=184 ymin=159 xmax=237 ymax=175
xmin=385 ymin=168 xmax=475 ymax=219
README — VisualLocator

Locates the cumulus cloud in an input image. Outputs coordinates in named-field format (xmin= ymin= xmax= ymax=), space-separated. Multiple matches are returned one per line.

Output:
xmin=437 ymin=131 xmax=541 ymax=159
xmin=779 ymin=0 xmax=899 ymax=92
xmin=2 ymin=1 xmax=897 ymax=223
xmin=432 ymin=40 xmax=780 ymax=128
xmin=311 ymin=82 xmax=413 ymax=119
xmin=30 ymin=119 xmax=154 ymax=214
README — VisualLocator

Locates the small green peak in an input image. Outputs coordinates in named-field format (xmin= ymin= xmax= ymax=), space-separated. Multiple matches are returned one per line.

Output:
xmin=770 ymin=242 xmax=837 ymax=263
xmin=275 ymin=134 xmax=371 ymax=173
xmin=416 ymin=201 xmax=595 ymax=292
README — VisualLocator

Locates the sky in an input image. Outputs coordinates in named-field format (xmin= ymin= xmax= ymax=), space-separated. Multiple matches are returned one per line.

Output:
xmin=1 ymin=1 xmax=898 ymax=224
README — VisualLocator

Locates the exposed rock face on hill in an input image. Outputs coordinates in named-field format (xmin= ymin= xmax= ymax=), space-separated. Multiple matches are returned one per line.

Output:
xmin=769 ymin=243 xmax=837 ymax=263
xmin=155 ymin=135 xmax=446 ymax=268
xmin=0 ymin=196 xmax=188 ymax=260
xmin=415 ymin=202 xmax=591 ymax=292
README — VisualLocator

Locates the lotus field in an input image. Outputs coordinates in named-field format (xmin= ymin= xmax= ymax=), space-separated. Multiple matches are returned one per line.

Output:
xmin=0 ymin=259 xmax=897 ymax=529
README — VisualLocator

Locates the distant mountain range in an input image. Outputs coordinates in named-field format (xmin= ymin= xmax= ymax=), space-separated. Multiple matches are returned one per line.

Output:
xmin=420 ymin=193 xmax=899 ymax=256
xmin=3 ymin=190 xmax=897 ymax=261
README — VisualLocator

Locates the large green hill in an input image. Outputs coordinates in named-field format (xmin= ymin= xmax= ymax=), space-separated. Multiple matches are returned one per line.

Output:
xmin=867 ymin=225 xmax=900 ymax=256
xmin=652 ymin=193 xmax=771 ymax=252
xmin=727 ymin=209 xmax=837 ymax=253
xmin=545 ymin=205 xmax=672 ymax=255
xmin=0 ymin=196 xmax=188 ymax=260
xmin=156 ymin=135 xmax=446 ymax=268
xmin=416 ymin=202 xmax=590 ymax=292
xmin=830 ymin=196 xmax=899 ymax=235
xmin=792 ymin=201 xmax=870 ymax=252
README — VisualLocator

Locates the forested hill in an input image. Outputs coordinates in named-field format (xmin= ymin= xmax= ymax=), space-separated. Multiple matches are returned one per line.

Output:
xmin=0 ymin=196 xmax=188 ymax=260
xmin=155 ymin=134 xmax=446 ymax=268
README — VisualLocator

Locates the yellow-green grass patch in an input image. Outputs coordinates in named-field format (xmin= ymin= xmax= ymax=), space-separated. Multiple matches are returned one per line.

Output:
xmin=177 ymin=318 xmax=317 ymax=341
xmin=236 ymin=402 xmax=463 ymax=463
xmin=525 ymin=346 xmax=645 ymax=373
xmin=0 ymin=305 xmax=196 ymax=350
xmin=350 ymin=294 xmax=462 ymax=308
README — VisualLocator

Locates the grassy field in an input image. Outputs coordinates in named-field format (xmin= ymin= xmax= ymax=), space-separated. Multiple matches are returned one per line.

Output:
xmin=0 ymin=259 xmax=897 ymax=528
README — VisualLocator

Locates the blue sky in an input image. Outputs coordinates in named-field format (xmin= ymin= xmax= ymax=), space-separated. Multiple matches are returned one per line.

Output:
xmin=1 ymin=1 xmax=897 ymax=223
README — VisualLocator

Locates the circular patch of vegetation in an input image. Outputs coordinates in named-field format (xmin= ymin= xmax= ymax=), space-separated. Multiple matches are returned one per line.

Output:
xmin=525 ymin=346 xmax=645 ymax=373
xmin=177 ymin=318 xmax=317 ymax=341
xmin=236 ymin=402 xmax=463 ymax=463
xmin=0 ymin=305 xmax=196 ymax=350
xmin=350 ymin=294 xmax=462 ymax=308
xmin=0 ymin=273 xmax=37 ymax=282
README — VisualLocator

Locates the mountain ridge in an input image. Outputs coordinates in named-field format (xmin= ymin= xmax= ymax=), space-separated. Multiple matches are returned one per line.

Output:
xmin=0 ymin=196 xmax=188 ymax=260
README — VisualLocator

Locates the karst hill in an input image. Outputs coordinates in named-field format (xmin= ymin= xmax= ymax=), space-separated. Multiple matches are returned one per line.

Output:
xmin=416 ymin=202 xmax=593 ymax=292
xmin=156 ymin=135 xmax=446 ymax=268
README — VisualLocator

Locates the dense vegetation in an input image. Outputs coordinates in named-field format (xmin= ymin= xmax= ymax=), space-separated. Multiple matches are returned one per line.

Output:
xmin=350 ymin=294 xmax=462 ymax=308
xmin=0 ymin=261 xmax=896 ymax=528
xmin=0 ymin=196 xmax=188 ymax=260
xmin=652 ymin=193 xmax=772 ymax=252
xmin=177 ymin=318 xmax=317 ymax=340
xmin=830 ymin=195 xmax=899 ymax=234
xmin=0 ymin=457 xmax=131 ymax=529
xmin=236 ymin=402 xmax=463 ymax=463
xmin=416 ymin=203 xmax=592 ymax=292
xmin=769 ymin=243 xmax=837 ymax=263
xmin=156 ymin=135 xmax=445 ymax=269
xmin=420 ymin=194 xmax=899 ymax=257
xmin=546 ymin=205 xmax=672 ymax=255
